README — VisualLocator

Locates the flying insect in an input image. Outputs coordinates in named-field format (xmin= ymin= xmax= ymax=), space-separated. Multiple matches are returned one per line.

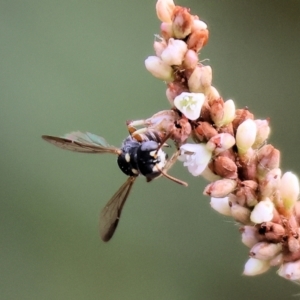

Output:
xmin=42 ymin=129 xmax=186 ymax=242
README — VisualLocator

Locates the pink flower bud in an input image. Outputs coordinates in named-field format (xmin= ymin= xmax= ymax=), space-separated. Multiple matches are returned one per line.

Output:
xmin=230 ymin=202 xmax=252 ymax=224
xmin=269 ymin=253 xmax=283 ymax=266
xmin=204 ymin=179 xmax=237 ymax=198
xmin=156 ymin=0 xmax=175 ymax=23
xmin=243 ymin=258 xmax=270 ymax=276
xmin=161 ymin=38 xmax=188 ymax=66
xmin=240 ymin=226 xmax=262 ymax=248
xmin=278 ymin=260 xmax=300 ymax=281
xmin=192 ymin=19 xmax=207 ymax=31
xmin=256 ymin=145 xmax=280 ymax=180
xmin=166 ymin=82 xmax=188 ymax=105
xmin=187 ymin=28 xmax=209 ymax=52
xmin=259 ymin=168 xmax=281 ymax=199
xmin=212 ymin=156 xmax=237 ymax=179
xmin=206 ymin=86 xmax=220 ymax=105
xmin=206 ymin=133 xmax=235 ymax=154
xmin=183 ymin=49 xmax=198 ymax=69
xmin=249 ymin=242 xmax=282 ymax=260
xmin=280 ymin=172 xmax=299 ymax=212
xmin=160 ymin=22 xmax=173 ymax=40
xmin=236 ymin=119 xmax=257 ymax=155
xmin=172 ymin=6 xmax=193 ymax=39
xmin=210 ymin=196 xmax=231 ymax=216
xmin=232 ymin=109 xmax=254 ymax=132
xmin=187 ymin=65 xmax=212 ymax=93
xmin=145 ymin=56 xmax=174 ymax=81
xmin=153 ymin=40 xmax=167 ymax=57
xmin=252 ymin=119 xmax=271 ymax=149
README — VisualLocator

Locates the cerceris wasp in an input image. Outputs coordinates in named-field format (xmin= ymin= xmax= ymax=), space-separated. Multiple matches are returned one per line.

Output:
xmin=42 ymin=128 xmax=186 ymax=242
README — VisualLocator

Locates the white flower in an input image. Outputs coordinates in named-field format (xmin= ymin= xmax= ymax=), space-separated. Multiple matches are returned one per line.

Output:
xmin=250 ymin=198 xmax=274 ymax=224
xmin=174 ymin=92 xmax=205 ymax=121
xmin=178 ymin=143 xmax=212 ymax=176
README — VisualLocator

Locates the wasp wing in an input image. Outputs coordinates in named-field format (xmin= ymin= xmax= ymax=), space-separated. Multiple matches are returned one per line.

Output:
xmin=100 ymin=176 xmax=136 ymax=242
xmin=42 ymin=131 xmax=121 ymax=154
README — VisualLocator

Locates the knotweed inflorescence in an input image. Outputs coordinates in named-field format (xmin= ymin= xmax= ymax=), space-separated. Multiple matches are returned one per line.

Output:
xmin=139 ymin=0 xmax=300 ymax=282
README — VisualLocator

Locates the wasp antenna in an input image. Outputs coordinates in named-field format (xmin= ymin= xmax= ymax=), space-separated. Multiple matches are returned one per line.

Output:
xmin=155 ymin=132 xmax=172 ymax=156
xmin=156 ymin=165 xmax=188 ymax=187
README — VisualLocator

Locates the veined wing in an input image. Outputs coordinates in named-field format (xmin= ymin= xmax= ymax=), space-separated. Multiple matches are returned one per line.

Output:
xmin=100 ymin=176 xmax=136 ymax=242
xmin=42 ymin=131 xmax=121 ymax=154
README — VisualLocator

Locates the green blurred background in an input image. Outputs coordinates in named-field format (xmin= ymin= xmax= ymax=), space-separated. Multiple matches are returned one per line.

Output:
xmin=1 ymin=0 xmax=300 ymax=299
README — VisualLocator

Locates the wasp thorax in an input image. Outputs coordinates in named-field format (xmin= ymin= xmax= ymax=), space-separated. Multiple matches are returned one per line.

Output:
xmin=137 ymin=141 xmax=167 ymax=179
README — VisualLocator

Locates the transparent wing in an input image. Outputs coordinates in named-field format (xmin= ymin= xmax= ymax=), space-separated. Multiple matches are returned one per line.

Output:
xmin=99 ymin=176 xmax=136 ymax=242
xmin=42 ymin=131 xmax=121 ymax=154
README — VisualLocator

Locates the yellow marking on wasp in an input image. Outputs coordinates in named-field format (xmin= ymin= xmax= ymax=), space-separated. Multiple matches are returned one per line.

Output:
xmin=125 ymin=153 xmax=130 ymax=162
xmin=131 ymin=168 xmax=139 ymax=175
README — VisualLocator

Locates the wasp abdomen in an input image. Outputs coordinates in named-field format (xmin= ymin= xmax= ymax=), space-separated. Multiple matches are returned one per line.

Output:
xmin=117 ymin=138 xmax=140 ymax=176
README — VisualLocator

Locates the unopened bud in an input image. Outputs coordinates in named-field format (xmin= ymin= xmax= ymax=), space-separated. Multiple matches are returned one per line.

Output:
xmin=252 ymin=119 xmax=270 ymax=149
xmin=187 ymin=28 xmax=209 ymax=52
xmin=206 ymin=133 xmax=236 ymax=154
xmin=210 ymin=196 xmax=231 ymax=216
xmin=288 ymin=236 xmax=300 ymax=253
xmin=172 ymin=6 xmax=193 ymax=39
xmin=201 ymin=166 xmax=222 ymax=182
xmin=259 ymin=222 xmax=285 ymax=243
xmin=250 ymin=198 xmax=274 ymax=224
xmin=166 ymin=82 xmax=188 ymax=105
xmin=187 ymin=65 xmax=212 ymax=93
xmin=210 ymin=97 xmax=224 ymax=125
xmin=183 ymin=49 xmax=198 ymax=69
xmin=232 ymin=109 xmax=254 ymax=132
xmin=193 ymin=122 xmax=218 ymax=142
xmin=240 ymin=226 xmax=262 ymax=248
xmin=243 ymin=258 xmax=270 ymax=276
xmin=156 ymin=0 xmax=175 ymax=23
xmin=212 ymin=156 xmax=237 ymax=179
xmin=280 ymin=172 xmax=299 ymax=212
xmin=192 ymin=19 xmax=207 ymax=31
xmin=145 ymin=56 xmax=174 ymax=81
xmin=204 ymin=179 xmax=237 ymax=197
xmin=236 ymin=180 xmax=258 ymax=207
xmin=143 ymin=110 xmax=177 ymax=132
xmin=236 ymin=119 xmax=257 ymax=155
xmin=206 ymin=86 xmax=220 ymax=105
xmin=160 ymin=22 xmax=173 ymax=40
xmin=161 ymin=38 xmax=188 ymax=66
xmin=270 ymin=253 xmax=283 ymax=266
xmin=215 ymin=99 xmax=236 ymax=128
xmin=278 ymin=260 xmax=300 ymax=281
xmin=256 ymin=145 xmax=280 ymax=180
xmin=249 ymin=242 xmax=282 ymax=260
xmin=258 ymin=168 xmax=281 ymax=199
xmin=154 ymin=40 xmax=167 ymax=57
xmin=230 ymin=202 xmax=251 ymax=224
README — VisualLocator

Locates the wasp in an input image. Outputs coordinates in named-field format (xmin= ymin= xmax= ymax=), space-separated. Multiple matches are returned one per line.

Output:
xmin=42 ymin=128 xmax=186 ymax=242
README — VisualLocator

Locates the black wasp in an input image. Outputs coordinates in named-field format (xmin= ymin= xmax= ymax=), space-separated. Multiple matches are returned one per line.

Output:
xmin=42 ymin=129 xmax=186 ymax=242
